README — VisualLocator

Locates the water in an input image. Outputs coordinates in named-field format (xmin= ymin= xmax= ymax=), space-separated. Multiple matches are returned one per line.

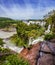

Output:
xmin=45 ymin=25 xmax=51 ymax=34
xmin=3 ymin=39 xmax=23 ymax=53
xmin=29 ymin=36 xmax=44 ymax=45
xmin=0 ymin=30 xmax=23 ymax=53
xmin=0 ymin=29 xmax=44 ymax=53
xmin=0 ymin=29 xmax=45 ymax=53
xmin=0 ymin=30 xmax=16 ymax=39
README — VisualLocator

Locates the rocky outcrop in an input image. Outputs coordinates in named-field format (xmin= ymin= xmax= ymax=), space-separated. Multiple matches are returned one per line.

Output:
xmin=20 ymin=40 xmax=55 ymax=65
xmin=37 ymin=41 xmax=55 ymax=65
xmin=20 ymin=43 xmax=41 ymax=65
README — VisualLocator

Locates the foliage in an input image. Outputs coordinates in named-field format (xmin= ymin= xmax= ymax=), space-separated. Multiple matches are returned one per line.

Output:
xmin=0 ymin=38 xmax=5 ymax=46
xmin=0 ymin=54 xmax=30 ymax=65
xmin=0 ymin=17 xmax=13 ymax=21
xmin=44 ymin=10 xmax=55 ymax=33
xmin=0 ymin=17 xmax=18 ymax=28
xmin=10 ymin=21 xmax=45 ymax=47
xmin=10 ymin=34 xmax=26 ymax=47
xmin=44 ymin=33 xmax=55 ymax=40
xmin=5 ymin=54 xmax=29 ymax=65
xmin=0 ymin=48 xmax=12 ymax=63
xmin=0 ymin=47 xmax=10 ymax=53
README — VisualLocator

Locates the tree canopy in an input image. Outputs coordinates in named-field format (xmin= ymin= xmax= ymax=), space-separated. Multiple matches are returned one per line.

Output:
xmin=44 ymin=10 xmax=55 ymax=33
xmin=10 ymin=21 xmax=45 ymax=47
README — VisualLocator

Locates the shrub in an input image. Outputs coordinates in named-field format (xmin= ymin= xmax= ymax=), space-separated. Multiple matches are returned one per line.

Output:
xmin=0 ymin=38 xmax=5 ymax=46
xmin=44 ymin=33 xmax=55 ymax=40
xmin=4 ymin=54 xmax=30 ymax=65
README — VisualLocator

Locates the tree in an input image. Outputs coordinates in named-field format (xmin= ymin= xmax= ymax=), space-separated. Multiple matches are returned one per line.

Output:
xmin=0 ymin=38 xmax=5 ymax=46
xmin=16 ymin=21 xmax=29 ymax=47
xmin=44 ymin=10 xmax=55 ymax=33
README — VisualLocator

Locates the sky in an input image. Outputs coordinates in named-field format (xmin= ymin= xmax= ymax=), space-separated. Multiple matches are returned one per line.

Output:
xmin=0 ymin=0 xmax=55 ymax=20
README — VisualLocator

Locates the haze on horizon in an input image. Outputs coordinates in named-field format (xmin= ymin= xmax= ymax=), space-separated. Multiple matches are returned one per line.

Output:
xmin=0 ymin=0 xmax=55 ymax=20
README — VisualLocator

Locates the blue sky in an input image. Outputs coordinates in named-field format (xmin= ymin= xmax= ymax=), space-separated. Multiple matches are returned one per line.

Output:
xmin=0 ymin=0 xmax=55 ymax=19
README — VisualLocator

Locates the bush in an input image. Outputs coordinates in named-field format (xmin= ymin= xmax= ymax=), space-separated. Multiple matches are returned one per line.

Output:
xmin=0 ymin=48 xmax=10 ymax=53
xmin=0 ymin=38 xmax=5 ymax=46
xmin=4 ymin=54 xmax=30 ymax=65
xmin=0 ymin=52 xmax=30 ymax=65
xmin=44 ymin=33 xmax=55 ymax=40
xmin=10 ymin=34 xmax=28 ymax=47
xmin=10 ymin=22 xmax=45 ymax=47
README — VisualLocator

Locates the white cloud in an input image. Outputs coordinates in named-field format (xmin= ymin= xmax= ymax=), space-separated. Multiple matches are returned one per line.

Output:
xmin=0 ymin=0 xmax=55 ymax=19
xmin=0 ymin=4 xmax=34 ymax=19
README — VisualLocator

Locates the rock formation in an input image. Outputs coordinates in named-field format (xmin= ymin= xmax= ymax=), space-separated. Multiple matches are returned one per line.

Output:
xmin=20 ymin=39 xmax=55 ymax=65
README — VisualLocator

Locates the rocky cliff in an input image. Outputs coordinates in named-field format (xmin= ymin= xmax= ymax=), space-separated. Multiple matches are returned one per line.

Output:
xmin=20 ymin=39 xmax=55 ymax=65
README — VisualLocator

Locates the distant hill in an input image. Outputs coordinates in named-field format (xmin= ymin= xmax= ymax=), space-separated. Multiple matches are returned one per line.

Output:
xmin=0 ymin=17 xmax=18 ymax=28
xmin=0 ymin=17 xmax=14 ymax=21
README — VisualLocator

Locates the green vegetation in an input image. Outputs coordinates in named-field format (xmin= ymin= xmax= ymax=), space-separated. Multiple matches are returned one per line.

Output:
xmin=44 ymin=10 xmax=55 ymax=40
xmin=44 ymin=33 xmax=55 ymax=40
xmin=10 ymin=21 xmax=45 ymax=47
xmin=0 ymin=53 xmax=30 ymax=65
xmin=0 ymin=47 xmax=11 ymax=53
xmin=0 ymin=10 xmax=55 ymax=65
xmin=0 ymin=17 xmax=18 ymax=29
xmin=0 ymin=17 xmax=13 ymax=21
xmin=0 ymin=38 xmax=29 ymax=65
xmin=44 ymin=10 xmax=55 ymax=33
xmin=0 ymin=38 xmax=5 ymax=46
xmin=5 ymin=54 xmax=29 ymax=65
xmin=10 ymin=34 xmax=26 ymax=47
